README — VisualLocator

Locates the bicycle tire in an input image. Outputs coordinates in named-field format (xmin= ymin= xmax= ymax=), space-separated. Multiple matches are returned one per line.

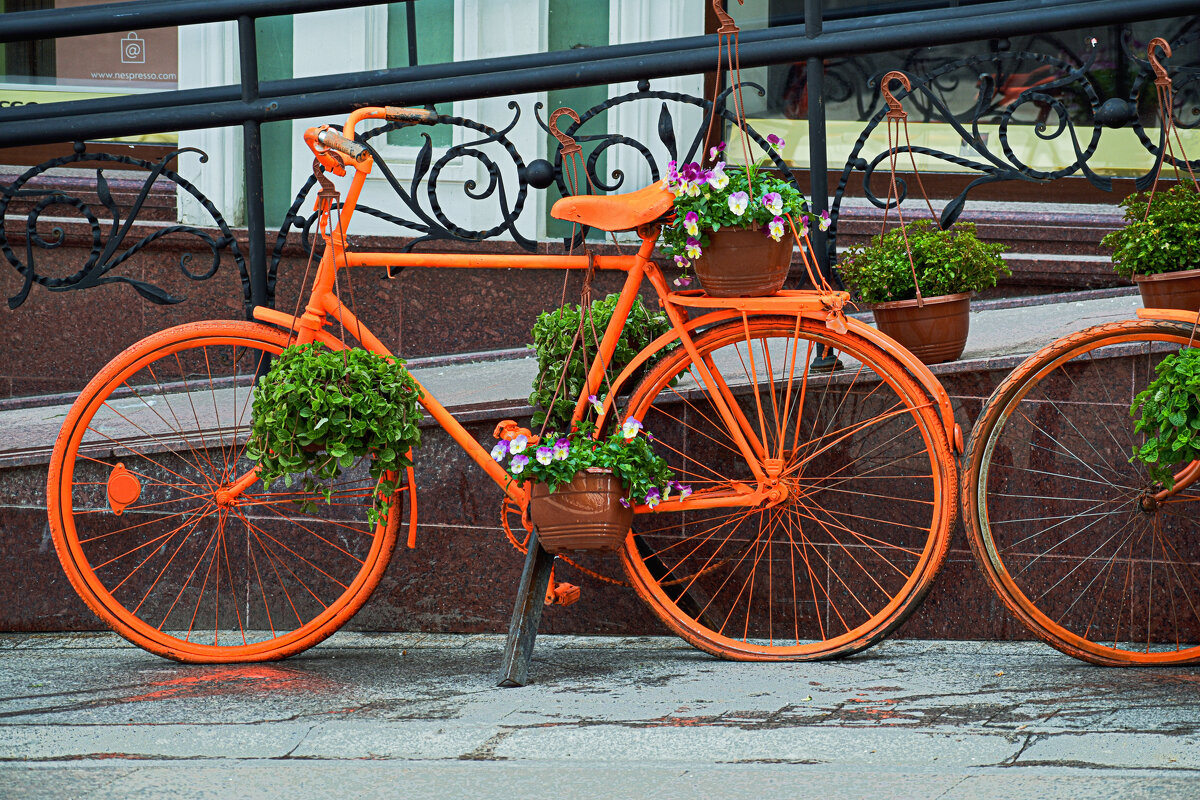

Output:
xmin=46 ymin=320 xmax=405 ymax=663
xmin=620 ymin=315 xmax=957 ymax=660
xmin=962 ymin=318 xmax=1200 ymax=665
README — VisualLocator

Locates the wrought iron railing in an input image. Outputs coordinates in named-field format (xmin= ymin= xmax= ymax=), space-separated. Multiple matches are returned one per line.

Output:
xmin=1 ymin=0 xmax=1197 ymax=318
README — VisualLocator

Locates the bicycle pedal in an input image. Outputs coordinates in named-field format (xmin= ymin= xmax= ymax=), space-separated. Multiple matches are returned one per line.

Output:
xmin=493 ymin=419 xmax=539 ymax=446
xmin=545 ymin=582 xmax=581 ymax=606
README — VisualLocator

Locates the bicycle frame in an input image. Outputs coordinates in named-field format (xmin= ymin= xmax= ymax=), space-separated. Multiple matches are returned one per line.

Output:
xmin=245 ymin=109 xmax=961 ymax=519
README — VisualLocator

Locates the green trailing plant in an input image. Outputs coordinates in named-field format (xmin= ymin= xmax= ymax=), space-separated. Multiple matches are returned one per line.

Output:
xmin=1102 ymin=184 xmax=1200 ymax=278
xmin=247 ymin=342 xmax=423 ymax=525
xmin=528 ymin=293 xmax=671 ymax=432
xmin=490 ymin=418 xmax=687 ymax=509
xmin=837 ymin=220 xmax=1010 ymax=303
xmin=1130 ymin=346 xmax=1200 ymax=488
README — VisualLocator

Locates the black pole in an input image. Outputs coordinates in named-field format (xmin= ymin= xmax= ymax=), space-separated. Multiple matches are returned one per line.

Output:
xmin=804 ymin=0 xmax=834 ymax=287
xmin=238 ymin=14 xmax=269 ymax=314
xmin=1 ymin=0 xmax=1191 ymax=148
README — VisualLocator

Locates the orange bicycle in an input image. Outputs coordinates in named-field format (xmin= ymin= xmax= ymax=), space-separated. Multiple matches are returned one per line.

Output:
xmin=46 ymin=106 xmax=960 ymax=665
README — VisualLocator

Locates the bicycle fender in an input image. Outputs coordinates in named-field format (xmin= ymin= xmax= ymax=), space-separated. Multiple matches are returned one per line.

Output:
xmin=1136 ymin=307 xmax=1200 ymax=325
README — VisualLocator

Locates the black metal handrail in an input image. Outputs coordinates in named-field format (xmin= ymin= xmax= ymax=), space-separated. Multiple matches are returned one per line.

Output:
xmin=1 ymin=0 xmax=1194 ymax=318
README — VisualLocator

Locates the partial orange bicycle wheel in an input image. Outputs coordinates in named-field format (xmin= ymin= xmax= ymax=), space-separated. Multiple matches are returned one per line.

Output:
xmin=963 ymin=319 xmax=1200 ymax=665
xmin=621 ymin=315 xmax=956 ymax=660
xmin=46 ymin=321 xmax=405 ymax=663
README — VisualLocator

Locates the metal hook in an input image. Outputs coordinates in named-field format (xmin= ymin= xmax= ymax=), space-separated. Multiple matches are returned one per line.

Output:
xmin=1149 ymin=37 xmax=1172 ymax=87
xmin=881 ymin=71 xmax=911 ymax=119
xmin=548 ymin=107 xmax=582 ymax=158
xmin=713 ymin=0 xmax=743 ymax=36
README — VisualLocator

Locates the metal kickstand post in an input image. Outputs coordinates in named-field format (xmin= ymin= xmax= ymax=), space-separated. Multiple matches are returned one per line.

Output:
xmin=497 ymin=529 xmax=556 ymax=687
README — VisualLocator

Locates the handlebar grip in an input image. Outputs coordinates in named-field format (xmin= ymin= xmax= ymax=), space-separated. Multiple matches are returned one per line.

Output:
xmin=384 ymin=107 xmax=436 ymax=125
xmin=316 ymin=128 xmax=369 ymax=162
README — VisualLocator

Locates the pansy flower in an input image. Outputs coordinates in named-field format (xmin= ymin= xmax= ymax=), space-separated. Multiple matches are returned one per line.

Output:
xmin=674 ymin=274 xmax=692 ymax=288
xmin=645 ymin=487 xmax=662 ymax=509
xmin=490 ymin=440 xmax=509 ymax=462
xmin=588 ymin=394 xmax=604 ymax=414
xmin=684 ymin=211 xmax=700 ymax=238
xmin=510 ymin=453 xmax=529 ymax=474
xmin=762 ymin=192 xmax=783 ymax=216
xmin=669 ymin=480 xmax=693 ymax=499
xmin=768 ymin=215 xmax=786 ymax=242
xmin=709 ymin=141 xmax=726 ymax=160
xmin=553 ymin=438 xmax=570 ymax=460
xmin=621 ymin=417 xmax=643 ymax=439
xmin=819 ymin=210 xmax=831 ymax=232
xmin=685 ymin=237 xmax=703 ymax=260
xmin=535 ymin=446 xmax=554 ymax=466
xmin=767 ymin=133 xmax=785 ymax=150
xmin=509 ymin=434 xmax=528 ymax=454
xmin=707 ymin=161 xmax=729 ymax=191
xmin=728 ymin=191 xmax=749 ymax=216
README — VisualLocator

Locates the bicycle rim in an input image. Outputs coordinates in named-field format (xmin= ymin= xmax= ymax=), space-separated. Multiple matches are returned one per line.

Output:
xmin=964 ymin=319 xmax=1200 ymax=665
xmin=46 ymin=321 xmax=401 ymax=662
xmin=621 ymin=315 xmax=956 ymax=660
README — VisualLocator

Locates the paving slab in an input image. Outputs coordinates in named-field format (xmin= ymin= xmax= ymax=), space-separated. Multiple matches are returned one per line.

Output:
xmin=0 ymin=633 xmax=1197 ymax=799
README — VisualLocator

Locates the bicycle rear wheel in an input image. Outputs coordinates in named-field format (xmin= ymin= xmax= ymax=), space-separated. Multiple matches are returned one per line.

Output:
xmin=621 ymin=315 xmax=957 ymax=660
xmin=46 ymin=321 xmax=405 ymax=663
xmin=963 ymin=319 xmax=1200 ymax=665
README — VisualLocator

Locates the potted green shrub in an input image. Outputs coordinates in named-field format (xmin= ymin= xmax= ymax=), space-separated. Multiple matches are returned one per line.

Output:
xmin=491 ymin=417 xmax=687 ymax=555
xmin=247 ymin=342 xmax=424 ymax=526
xmin=660 ymin=137 xmax=810 ymax=297
xmin=1101 ymin=184 xmax=1200 ymax=310
xmin=1130 ymin=346 xmax=1200 ymax=488
xmin=528 ymin=293 xmax=671 ymax=433
xmin=838 ymin=220 xmax=1010 ymax=364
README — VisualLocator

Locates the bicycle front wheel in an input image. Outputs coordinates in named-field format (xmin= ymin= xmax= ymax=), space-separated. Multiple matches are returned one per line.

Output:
xmin=46 ymin=321 xmax=404 ymax=663
xmin=963 ymin=319 xmax=1200 ymax=665
xmin=621 ymin=315 xmax=957 ymax=660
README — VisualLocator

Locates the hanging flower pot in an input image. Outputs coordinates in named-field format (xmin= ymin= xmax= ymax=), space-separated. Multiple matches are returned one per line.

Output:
xmin=659 ymin=137 xmax=810 ymax=298
xmin=1132 ymin=267 xmax=1200 ymax=311
xmin=529 ymin=468 xmax=633 ymax=554
xmin=870 ymin=292 xmax=972 ymax=365
xmin=491 ymin=418 xmax=689 ymax=556
xmin=838 ymin=220 xmax=1009 ymax=366
xmin=691 ymin=226 xmax=793 ymax=298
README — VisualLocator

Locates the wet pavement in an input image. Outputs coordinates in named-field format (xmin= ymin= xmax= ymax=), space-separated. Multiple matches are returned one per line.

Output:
xmin=1 ymin=632 xmax=1197 ymax=798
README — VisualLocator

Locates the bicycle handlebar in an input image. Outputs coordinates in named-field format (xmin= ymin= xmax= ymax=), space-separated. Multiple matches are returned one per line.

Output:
xmin=316 ymin=128 xmax=369 ymax=162
xmin=305 ymin=107 xmax=437 ymax=174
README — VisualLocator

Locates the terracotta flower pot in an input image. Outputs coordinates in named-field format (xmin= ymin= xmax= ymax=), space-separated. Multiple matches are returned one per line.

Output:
xmin=871 ymin=292 xmax=972 ymax=365
xmin=1133 ymin=268 xmax=1200 ymax=312
xmin=692 ymin=227 xmax=793 ymax=298
xmin=529 ymin=468 xmax=634 ymax=555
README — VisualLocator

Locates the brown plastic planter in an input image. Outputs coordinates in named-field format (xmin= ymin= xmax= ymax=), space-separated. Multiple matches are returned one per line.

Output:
xmin=1133 ymin=268 xmax=1200 ymax=311
xmin=529 ymin=468 xmax=634 ymax=555
xmin=693 ymin=227 xmax=793 ymax=298
xmin=871 ymin=292 xmax=972 ymax=365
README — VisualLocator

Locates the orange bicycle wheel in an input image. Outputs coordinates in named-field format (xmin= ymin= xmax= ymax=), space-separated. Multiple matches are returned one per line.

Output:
xmin=963 ymin=319 xmax=1200 ymax=665
xmin=46 ymin=321 xmax=405 ymax=663
xmin=621 ymin=315 xmax=956 ymax=660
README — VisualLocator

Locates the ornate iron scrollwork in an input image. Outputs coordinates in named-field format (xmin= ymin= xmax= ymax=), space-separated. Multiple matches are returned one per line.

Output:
xmin=0 ymin=144 xmax=246 ymax=311
xmin=828 ymin=35 xmax=1200 ymax=265
xmin=269 ymin=81 xmax=801 ymax=298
